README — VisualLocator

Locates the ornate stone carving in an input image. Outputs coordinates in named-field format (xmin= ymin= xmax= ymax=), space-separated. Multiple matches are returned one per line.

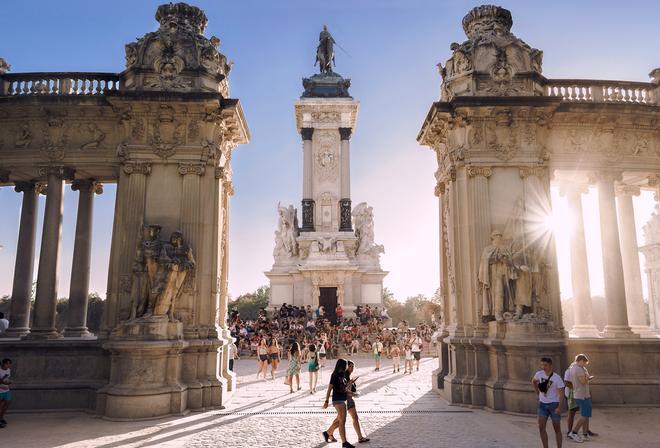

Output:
xmin=15 ymin=124 xmax=31 ymax=148
xmin=439 ymin=5 xmax=543 ymax=99
xmin=178 ymin=162 xmax=205 ymax=176
xmin=129 ymin=225 xmax=195 ymax=321
xmin=352 ymin=202 xmax=385 ymax=257
xmin=519 ymin=166 xmax=545 ymax=179
xmin=486 ymin=111 xmax=517 ymax=160
xmin=615 ymin=184 xmax=641 ymax=197
xmin=80 ymin=123 xmax=106 ymax=150
xmin=314 ymin=130 xmax=338 ymax=181
xmin=123 ymin=2 xmax=231 ymax=93
xmin=273 ymin=203 xmax=299 ymax=259
xmin=41 ymin=115 xmax=69 ymax=161
xmin=149 ymin=105 xmax=185 ymax=158
xmin=0 ymin=57 xmax=10 ymax=74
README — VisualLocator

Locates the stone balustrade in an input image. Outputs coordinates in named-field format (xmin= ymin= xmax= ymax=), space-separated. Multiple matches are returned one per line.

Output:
xmin=0 ymin=72 xmax=120 ymax=96
xmin=545 ymin=79 xmax=655 ymax=104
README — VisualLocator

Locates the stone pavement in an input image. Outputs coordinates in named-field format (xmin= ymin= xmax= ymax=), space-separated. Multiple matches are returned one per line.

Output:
xmin=1 ymin=357 xmax=659 ymax=447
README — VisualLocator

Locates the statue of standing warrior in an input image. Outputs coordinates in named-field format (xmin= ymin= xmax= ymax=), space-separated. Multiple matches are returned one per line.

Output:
xmin=478 ymin=230 xmax=516 ymax=322
xmin=315 ymin=25 xmax=336 ymax=74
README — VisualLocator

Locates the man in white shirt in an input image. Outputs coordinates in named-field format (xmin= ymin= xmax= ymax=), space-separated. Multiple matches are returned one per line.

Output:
xmin=0 ymin=312 xmax=9 ymax=334
xmin=532 ymin=357 xmax=565 ymax=448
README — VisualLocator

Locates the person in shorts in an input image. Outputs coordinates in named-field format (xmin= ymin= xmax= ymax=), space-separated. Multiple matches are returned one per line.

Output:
xmin=563 ymin=362 xmax=580 ymax=439
xmin=568 ymin=354 xmax=597 ymax=442
xmin=532 ymin=357 xmax=564 ymax=448
xmin=373 ymin=337 xmax=383 ymax=371
xmin=0 ymin=358 xmax=12 ymax=428
xmin=410 ymin=332 xmax=422 ymax=371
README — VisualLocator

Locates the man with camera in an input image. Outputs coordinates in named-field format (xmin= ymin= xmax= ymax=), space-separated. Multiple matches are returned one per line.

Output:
xmin=533 ymin=357 xmax=565 ymax=448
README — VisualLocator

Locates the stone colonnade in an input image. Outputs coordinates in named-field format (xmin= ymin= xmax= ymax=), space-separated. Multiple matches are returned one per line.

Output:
xmin=559 ymin=174 xmax=656 ymax=338
xmin=3 ymin=169 xmax=103 ymax=340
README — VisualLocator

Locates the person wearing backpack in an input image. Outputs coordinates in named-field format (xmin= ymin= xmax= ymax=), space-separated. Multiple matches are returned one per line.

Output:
xmin=532 ymin=357 xmax=565 ymax=448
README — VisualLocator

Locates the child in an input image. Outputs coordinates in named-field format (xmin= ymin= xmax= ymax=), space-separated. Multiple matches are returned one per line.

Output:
xmin=389 ymin=342 xmax=401 ymax=373
xmin=0 ymin=358 xmax=12 ymax=428
xmin=404 ymin=345 xmax=413 ymax=374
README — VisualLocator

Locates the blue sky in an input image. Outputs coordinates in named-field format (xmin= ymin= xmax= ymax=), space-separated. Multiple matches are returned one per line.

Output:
xmin=1 ymin=0 xmax=659 ymax=301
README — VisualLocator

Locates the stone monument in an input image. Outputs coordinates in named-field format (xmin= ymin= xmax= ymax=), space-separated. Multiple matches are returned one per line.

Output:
xmin=266 ymin=27 xmax=387 ymax=318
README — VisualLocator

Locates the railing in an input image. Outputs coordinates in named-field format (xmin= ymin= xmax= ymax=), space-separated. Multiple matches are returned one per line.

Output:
xmin=545 ymin=79 xmax=655 ymax=104
xmin=1 ymin=72 xmax=120 ymax=96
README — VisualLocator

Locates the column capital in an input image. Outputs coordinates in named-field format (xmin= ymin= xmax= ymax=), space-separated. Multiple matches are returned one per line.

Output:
xmin=301 ymin=127 xmax=314 ymax=141
xmin=38 ymin=166 xmax=75 ymax=180
xmin=558 ymin=181 xmax=589 ymax=197
xmin=339 ymin=127 xmax=352 ymax=141
xmin=588 ymin=170 xmax=622 ymax=184
xmin=467 ymin=166 xmax=492 ymax=178
xmin=14 ymin=181 xmax=36 ymax=193
xmin=647 ymin=174 xmax=660 ymax=187
xmin=122 ymin=161 xmax=152 ymax=176
xmin=519 ymin=166 xmax=546 ymax=179
xmin=178 ymin=162 xmax=206 ymax=176
xmin=71 ymin=179 xmax=103 ymax=195
xmin=615 ymin=184 xmax=641 ymax=197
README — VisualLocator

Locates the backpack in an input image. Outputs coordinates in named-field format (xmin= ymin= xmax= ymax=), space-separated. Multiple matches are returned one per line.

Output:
xmin=538 ymin=372 xmax=555 ymax=394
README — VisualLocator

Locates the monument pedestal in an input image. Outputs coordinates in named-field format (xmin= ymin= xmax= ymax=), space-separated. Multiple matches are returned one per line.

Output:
xmin=99 ymin=318 xmax=190 ymax=420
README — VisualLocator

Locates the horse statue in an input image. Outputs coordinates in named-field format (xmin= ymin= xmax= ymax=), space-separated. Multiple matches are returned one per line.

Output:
xmin=315 ymin=25 xmax=335 ymax=74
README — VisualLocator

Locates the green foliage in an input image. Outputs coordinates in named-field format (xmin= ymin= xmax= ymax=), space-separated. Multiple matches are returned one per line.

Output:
xmin=229 ymin=285 xmax=270 ymax=320
xmin=383 ymin=288 xmax=441 ymax=327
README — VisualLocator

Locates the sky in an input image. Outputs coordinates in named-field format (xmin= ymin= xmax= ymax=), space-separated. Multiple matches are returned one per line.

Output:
xmin=0 ymin=0 xmax=659 ymax=303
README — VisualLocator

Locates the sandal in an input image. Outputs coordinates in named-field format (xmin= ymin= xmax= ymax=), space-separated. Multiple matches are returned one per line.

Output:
xmin=358 ymin=437 xmax=370 ymax=443
xmin=322 ymin=431 xmax=331 ymax=443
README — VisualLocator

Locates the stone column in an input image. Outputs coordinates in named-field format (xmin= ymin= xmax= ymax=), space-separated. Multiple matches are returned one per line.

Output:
xmin=339 ymin=127 xmax=352 ymax=231
xmin=179 ymin=162 xmax=205 ymax=338
xmin=28 ymin=167 xmax=68 ymax=339
xmin=63 ymin=180 xmax=101 ymax=338
xmin=301 ymin=127 xmax=315 ymax=232
xmin=467 ymin=166 xmax=492 ymax=333
xmin=3 ymin=182 xmax=39 ymax=338
xmin=591 ymin=172 xmax=636 ymax=337
xmin=559 ymin=182 xmax=599 ymax=337
xmin=616 ymin=184 xmax=653 ymax=335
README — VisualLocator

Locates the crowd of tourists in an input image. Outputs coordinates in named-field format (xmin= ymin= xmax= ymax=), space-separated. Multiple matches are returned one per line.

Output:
xmin=227 ymin=303 xmax=437 ymax=371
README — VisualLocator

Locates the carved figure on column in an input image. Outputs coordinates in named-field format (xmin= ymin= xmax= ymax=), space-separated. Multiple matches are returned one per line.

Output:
xmin=274 ymin=203 xmax=299 ymax=258
xmin=478 ymin=230 xmax=515 ymax=322
xmin=352 ymin=202 xmax=384 ymax=257
xmin=130 ymin=225 xmax=163 ymax=319
xmin=152 ymin=231 xmax=196 ymax=319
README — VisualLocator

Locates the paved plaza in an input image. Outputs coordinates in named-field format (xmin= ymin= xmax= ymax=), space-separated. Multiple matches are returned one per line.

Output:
xmin=1 ymin=356 xmax=658 ymax=447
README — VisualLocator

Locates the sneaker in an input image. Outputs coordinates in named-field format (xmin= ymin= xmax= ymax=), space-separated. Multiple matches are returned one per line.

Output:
xmin=568 ymin=432 xmax=584 ymax=443
xmin=342 ymin=443 xmax=356 ymax=448
xmin=586 ymin=431 xmax=598 ymax=437
xmin=582 ymin=434 xmax=590 ymax=442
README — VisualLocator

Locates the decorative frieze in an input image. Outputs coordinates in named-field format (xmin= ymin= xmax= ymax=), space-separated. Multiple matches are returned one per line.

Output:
xmin=519 ymin=166 xmax=545 ymax=179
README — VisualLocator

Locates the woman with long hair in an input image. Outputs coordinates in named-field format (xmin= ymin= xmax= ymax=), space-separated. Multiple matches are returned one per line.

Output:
xmin=318 ymin=333 xmax=328 ymax=368
xmin=308 ymin=344 xmax=320 ymax=394
xmin=322 ymin=358 xmax=355 ymax=448
xmin=268 ymin=338 xmax=280 ymax=379
xmin=256 ymin=337 xmax=269 ymax=379
xmin=286 ymin=342 xmax=302 ymax=393
xmin=327 ymin=360 xmax=370 ymax=444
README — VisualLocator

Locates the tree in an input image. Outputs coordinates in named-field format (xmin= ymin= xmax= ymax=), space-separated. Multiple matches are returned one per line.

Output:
xmin=229 ymin=285 xmax=270 ymax=320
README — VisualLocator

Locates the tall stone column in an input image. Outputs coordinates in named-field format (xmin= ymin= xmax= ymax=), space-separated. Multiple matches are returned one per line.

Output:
xmin=28 ymin=167 xmax=68 ymax=339
xmin=3 ymin=182 xmax=39 ymax=338
xmin=339 ymin=127 xmax=352 ymax=231
xmin=467 ymin=166 xmax=492 ymax=334
xmin=559 ymin=182 xmax=599 ymax=337
xmin=592 ymin=172 xmax=636 ymax=337
xmin=301 ymin=127 xmax=315 ymax=232
xmin=640 ymin=182 xmax=660 ymax=332
xmin=63 ymin=180 xmax=101 ymax=338
xmin=616 ymin=184 xmax=653 ymax=335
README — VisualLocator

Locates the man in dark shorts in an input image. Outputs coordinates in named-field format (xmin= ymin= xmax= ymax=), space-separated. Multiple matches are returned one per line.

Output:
xmin=532 ymin=357 xmax=564 ymax=448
